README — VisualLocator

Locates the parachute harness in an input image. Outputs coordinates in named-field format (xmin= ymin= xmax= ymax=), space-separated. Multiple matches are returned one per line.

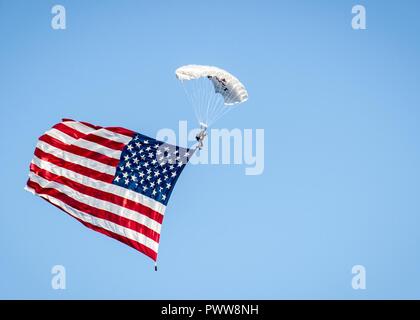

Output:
xmin=195 ymin=122 xmax=208 ymax=150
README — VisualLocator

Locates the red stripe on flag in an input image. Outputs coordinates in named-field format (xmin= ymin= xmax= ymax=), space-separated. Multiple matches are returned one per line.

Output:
xmin=53 ymin=123 xmax=86 ymax=139
xmin=34 ymin=148 xmax=115 ymax=184
xmin=30 ymin=163 xmax=164 ymax=224
xmin=79 ymin=132 xmax=126 ymax=151
xmin=106 ymin=127 xmax=135 ymax=138
xmin=53 ymin=123 xmax=126 ymax=151
xmin=60 ymin=119 xmax=134 ymax=138
xmin=27 ymin=179 xmax=160 ymax=243
xmin=27 ymin=180 xmax=157 ymax=261
xmin=80 ymin=121 xmax=102 ymax=130
xmin=78 ymin=217 xmax=158 ymax=261
xmin=39 ymin=134 xmax=120 ymax=167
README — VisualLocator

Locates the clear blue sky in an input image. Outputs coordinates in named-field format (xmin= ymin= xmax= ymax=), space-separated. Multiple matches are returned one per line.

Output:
xmin=1 ymin=0 xmax=420 ymax=299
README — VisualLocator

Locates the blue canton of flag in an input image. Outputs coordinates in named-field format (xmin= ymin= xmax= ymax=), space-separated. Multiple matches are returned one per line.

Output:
xmin=112 ymin=133 xmax=191 ymax=206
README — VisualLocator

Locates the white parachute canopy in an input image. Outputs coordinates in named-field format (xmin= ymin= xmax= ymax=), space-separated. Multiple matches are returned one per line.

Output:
xmin=176 ymin=65 xmax=248 ymax=127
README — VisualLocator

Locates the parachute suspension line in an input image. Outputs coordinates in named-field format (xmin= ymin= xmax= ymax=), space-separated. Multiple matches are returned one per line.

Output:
xmin=181 ymin=76 xmax=233 ymax=127
xmin=203 ymin=78 xmax=215 ymax=125
xmin=203 ymin=79 xmax=213 ymax=125
xmin=213 ymin=79 xmax=245 ymax=126
xmin=183 ymin=77 xmax=241 ymax=128
xmin=207 ymin=79 xmax=219 ymax=124
xmin=210 ymin=86 xmax=224 ymax=123
xmin=208 ymin=86 xmax=240 ymax=127
xmin=198 ymin=78 xmax=207 ymax=124
xmin=210 ymin=104 xmax=235 ymax=127
xmin=196 ymin=77 xmax=208 ymax=124
xmin=181 ymin=79 xmax=202 ymax=124
xmin=207 ymin=98 xmax=221 ymax=127
xmin=204 ymin=81 xmax=218 ymax=126
xmin=196 ymin=77 xmax=214 ymax=126
xmin=192 ymin=76 xmax=223 ymax=127
xmin=207 ymin=77 xmax=221 ymax=126
xmin=192 ymin=80 xmax=201 ymax=122
xmin=195 ymin=79 xmax=203 ymax=123
xmin=207 ymin=94 xmax=228 ymax=127
xmin=192 ymin=80 xmax=202 ymax=123
xmin=207 ymin=73 xmax=239 ymax=127
xmin=180 ymin=80 xmax=196 ymax=122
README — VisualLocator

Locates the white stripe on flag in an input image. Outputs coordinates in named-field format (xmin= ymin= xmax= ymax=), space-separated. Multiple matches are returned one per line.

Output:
xmin=29 ymin=172 xmax=162 ymax=234
xmin=93 ymin=128 xmax=132 ymax=144
xmin=36 ymin=140 xmax=117 ymax=176
xmin=63 ymin=121 xmax=132 ymax=144
xmin=60 ymin=121 xmax=96 ymax=134
xmin=25 ymin=182 xmax=160 ymax=253
xmin=45 ymin=129 xmax=123 ymax=160
xmin=31 ymin=156 xmax=166 ymax=215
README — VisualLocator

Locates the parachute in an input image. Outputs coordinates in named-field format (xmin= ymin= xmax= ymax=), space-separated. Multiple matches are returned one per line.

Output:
xmin=176 ymin=65 xmax=248 ymax=129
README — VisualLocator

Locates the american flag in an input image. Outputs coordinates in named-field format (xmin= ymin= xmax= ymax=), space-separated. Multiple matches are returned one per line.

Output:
xmin=25 ymin=119 xmax=191 ymax=262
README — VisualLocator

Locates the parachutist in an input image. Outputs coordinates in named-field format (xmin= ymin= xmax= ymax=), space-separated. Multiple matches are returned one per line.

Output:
xmin=195 ymin=130 xmax=207 ymax=150
xmin=195 ymin=122 xmax=208 ymax=150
